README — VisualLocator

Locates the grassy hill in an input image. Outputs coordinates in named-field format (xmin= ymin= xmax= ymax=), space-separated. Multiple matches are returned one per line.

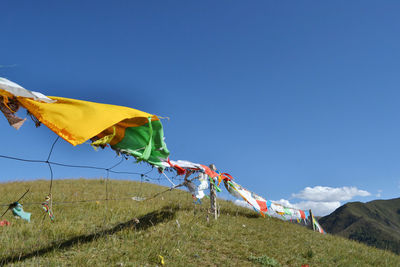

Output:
xmin=319 ymin=198 xmax=400 ymax=255
xmin=0 ymin=179 xmax=399 ymax=266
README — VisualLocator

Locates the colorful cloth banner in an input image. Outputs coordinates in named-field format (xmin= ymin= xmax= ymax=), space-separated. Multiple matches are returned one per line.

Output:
xmin=221 ymin=178 xmax=325 ymax=232
xmin=11 ymin=202 xmax=31 ymax=222
xmin=312 ymin=214 xmax=325 ymax=234
xmin=163 ymin=160 xmax=313 ymax=225
xmin=0 ymin=78 xmax=55 ymax=103
xmin=224 ymin=180 xmax=268 ymax=215
xmin=195 ymin=172 xmax=209 ymax=199
xmin=160 ymin=159 xmax=219 ymax=178
xmin=0 ymin=78 xmax=170 ymax=168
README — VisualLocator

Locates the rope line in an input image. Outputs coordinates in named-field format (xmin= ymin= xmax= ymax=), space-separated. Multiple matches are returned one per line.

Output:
xmin=0 ymin=125 xmax=193 ymax=221
xmin=108 ymin=157 xmax=125 ymax=170
xmin=0 ymin=154 xmax=162 ymax=180
xmin=46 ymin=136 xmax=60 ymax=162
xmin=0 ymin=176 xmax=198 ymax=208
xmin=0 ymin=155 xmax=44 ymax=163
xmin=0 ymin=148 xmax=190 ymax=210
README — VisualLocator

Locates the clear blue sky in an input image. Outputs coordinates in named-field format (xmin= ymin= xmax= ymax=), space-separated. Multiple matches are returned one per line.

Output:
xmin=1 ymin=1 xmax=400 ymax=215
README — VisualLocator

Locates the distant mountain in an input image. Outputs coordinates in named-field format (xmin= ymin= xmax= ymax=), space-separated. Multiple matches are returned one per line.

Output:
xmin=319 ymin=198 xmax=400 ymax=254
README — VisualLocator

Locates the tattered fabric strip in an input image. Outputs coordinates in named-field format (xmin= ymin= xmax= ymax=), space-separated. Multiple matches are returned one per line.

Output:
xmin=223 ymin=179 xmax=320 ymax=228
xmin=0 ymin=78 xmax=170 ymax=169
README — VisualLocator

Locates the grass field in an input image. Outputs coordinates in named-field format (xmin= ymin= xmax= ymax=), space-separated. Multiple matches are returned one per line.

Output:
xmin=0 ymin=179 xmax=399 ymax=266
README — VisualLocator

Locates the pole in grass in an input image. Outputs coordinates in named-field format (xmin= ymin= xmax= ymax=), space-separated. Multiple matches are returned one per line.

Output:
xmin=209 ymin=164 xmax=218 ymax=220
xmin=309 ymin=209 xmax=316 ymax=232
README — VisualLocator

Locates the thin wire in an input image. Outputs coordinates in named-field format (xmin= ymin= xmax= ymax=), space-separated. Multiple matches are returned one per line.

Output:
xmin=47 ymin=163 xmax=54 ymax=194
xmin=171 ymin=174 xmax=183 ymax=180
xmin=0 ymin=154 xmax=45 ymax=163
xmin=48 ymin=161 xmax=106 ymax=171
xmin=143 ymin=168 xmax=155 ymax=175
xmin=139 ymin=174 xmax=143 ymax=197
xmin=0 ymin=149 xmax=183 ymax=209
xmin=0 ymin=175 xmax=200 ymax=208
xmin=162 ymin=172 xmax=176 ymax=187
xmin=0 ymin=154 xmax=160 ymax=178
xmin=144 ymin=175 xmax=199 ymax=201
xmin=104 ymin=155 xmax=125 ymax=224
xmin=108 ymin=170 xmax=146 ymax=176
xmin=104 ymin=169 xmax=110 ymax=225
xmin=46 ymin=136 xmax=59 ymax=211
xmin=0 ymin=188 xmax=30 ymax=218
xmin=105 ymin=170 xmax=109 ymax=201
xmin=47 ymin=136 xmax=60 ymax=162
xmin=108 ymin=157 xmax=125 ymax=170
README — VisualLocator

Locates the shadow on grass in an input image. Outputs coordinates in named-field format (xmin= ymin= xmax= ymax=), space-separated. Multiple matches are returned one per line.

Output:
xmin=216 ymin=208 xmax=262 ymax=219
xmin=220 ymin=209 xmax=261 ymax=219
xmin=173 ymin=203 xmax=261 ymax=219
xmin=175 ymin=203 xmax=261 ymax=219
xmin=0 ymin=205 xmax=177 ymax=266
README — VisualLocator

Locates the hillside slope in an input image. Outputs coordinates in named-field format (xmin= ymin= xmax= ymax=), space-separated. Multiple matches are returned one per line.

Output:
xmin=319 ymin=198 xmax=400 ymax=254
xmin=0 ymin=179 xmax=399 ymax=266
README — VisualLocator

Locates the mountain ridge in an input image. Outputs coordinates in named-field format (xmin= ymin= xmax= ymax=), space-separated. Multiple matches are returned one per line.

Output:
xmin=319 ymin=197 xmax=400 ymax=254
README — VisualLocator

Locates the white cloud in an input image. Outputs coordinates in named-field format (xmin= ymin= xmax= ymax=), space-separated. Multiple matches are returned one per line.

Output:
xmin=376 ymin=189 xmax=382 ymax=198
xmin=273 ymin=198 xmax=340 ymax=216
xmin=292 ymin=186 xmax=371 ymax=202
xmin=295 ymin=201 xmax=341 ymax=216
xmin=0 ymin=64 xmax=17 ymax=68
xmin=274 ymin=199 xmax=294 ymax=208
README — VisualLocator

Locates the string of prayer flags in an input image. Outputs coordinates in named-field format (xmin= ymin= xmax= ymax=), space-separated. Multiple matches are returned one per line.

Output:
xmin=0 ymin=77 xmax=326 ymax=233
xmin=161 ymin=159 xmax=220 ymax=200
xmin=222 ymin=178 xmax=323 ymax=232
xmin=159 ymin=157 xmax=322 ymax=233
xmin=224 ymin=180 xmax=268 ymax=215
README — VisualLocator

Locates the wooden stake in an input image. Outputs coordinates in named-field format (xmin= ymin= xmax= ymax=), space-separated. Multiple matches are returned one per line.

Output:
xmin=309 ymin=209 xmax=315 ymax=232
xmin=209 ymin=164 xmax=218 ymax=220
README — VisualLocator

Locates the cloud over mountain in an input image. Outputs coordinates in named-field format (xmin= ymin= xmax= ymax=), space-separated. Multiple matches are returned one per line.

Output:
xmin=274 ymin=199 xmax=341 ymax=216
xmin=280 ymin=186 xmax=371 ymax=216
xmin=233 ymin=186 xmax=371 ymax=216
xmin=292 ymin=186 xmax=371 ymax=202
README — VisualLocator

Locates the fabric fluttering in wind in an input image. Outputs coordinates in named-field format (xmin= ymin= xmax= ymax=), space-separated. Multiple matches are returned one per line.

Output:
xmin=224 ymin=180 xmax=268 ymax=215
xmin=160 ymin=159 xmax=219 ymax=178
xmin=222 ymin=178 xmax=324 ymax=230
xmin=0 ymin=95 xmax=26 ymax=129
xmin=0 ymin=78 xmax=55 ymax=103
xmin=11 ymin=202 xmax=31 ymax=222
xmin=0 ymin=78 xmax=170 ymax=168
xmin=311 ymin=213 xmax=325 ymax=234
xmin=195 ymin=172 xmax=209 ymax=199
xmin=161 ymin=157 xmax=316 ymax=227
xmin=159 ymin=159 xmax=219 ymax=199
xmin=270 ymin=202 xmax=285 ymax=215
xmin=162 ymin=159 xmax=204 ymax=170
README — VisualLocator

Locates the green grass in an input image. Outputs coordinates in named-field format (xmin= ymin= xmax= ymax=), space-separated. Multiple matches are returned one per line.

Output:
xmin=0 ymin=179 xmax=399 ymax=266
